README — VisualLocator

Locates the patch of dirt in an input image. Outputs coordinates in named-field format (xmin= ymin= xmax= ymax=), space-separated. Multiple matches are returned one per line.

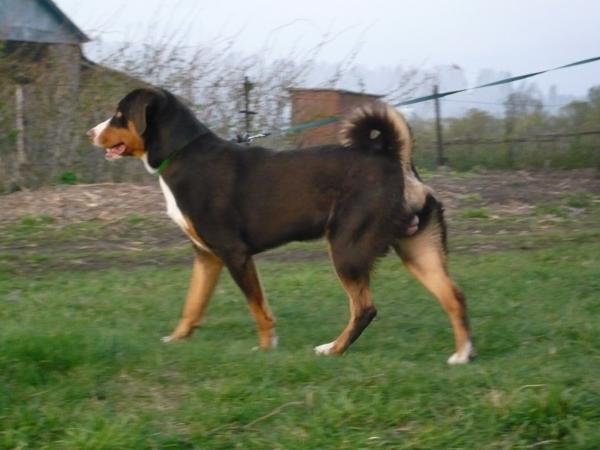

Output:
xmin=426 ymin=169 xmax=600 ymax=215
xmin=0 ymin=182 xmax=165 ymax=224
xmin=0 ymin=169 xmax=598 ymax=272
xmin=2 ymin=170 xmax=598 ymax=225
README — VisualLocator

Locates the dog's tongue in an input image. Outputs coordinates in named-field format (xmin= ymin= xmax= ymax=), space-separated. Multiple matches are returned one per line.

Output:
xmin=105 ymin=143 xmax=126 ymax=160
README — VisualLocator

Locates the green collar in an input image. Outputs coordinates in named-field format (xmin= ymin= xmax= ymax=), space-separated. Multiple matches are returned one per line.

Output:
xmin=154 ymin=131 xmax=210 ymax=175
xmin=156 ymin=156 xmax=173 ymax=175
xmin=156 ymin=147 xmax=185 ymax=175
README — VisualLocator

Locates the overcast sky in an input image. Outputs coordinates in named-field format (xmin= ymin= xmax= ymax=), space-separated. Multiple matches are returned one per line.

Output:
xmin=56 ymin=0 xmax=600 ymax=97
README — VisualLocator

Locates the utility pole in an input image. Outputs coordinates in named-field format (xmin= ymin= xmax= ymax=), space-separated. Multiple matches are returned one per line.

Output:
xmin=14 ymin=84 xmax=28 ymax=189
xmin=504 ymin=96 xmax=516 ymax=168
xmin=433 ymin=84 xmax=446 ymax=167
xmin=239 ymin=76 xmax=256 ymax=143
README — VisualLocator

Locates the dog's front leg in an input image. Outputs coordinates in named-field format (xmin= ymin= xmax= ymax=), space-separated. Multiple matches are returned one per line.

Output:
xmin=163 ymin=249 xmax=223 ymax=342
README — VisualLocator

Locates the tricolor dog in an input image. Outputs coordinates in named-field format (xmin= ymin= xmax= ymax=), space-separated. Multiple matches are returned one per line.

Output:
xmin=88 ymin=87 xmax=473 ymax=363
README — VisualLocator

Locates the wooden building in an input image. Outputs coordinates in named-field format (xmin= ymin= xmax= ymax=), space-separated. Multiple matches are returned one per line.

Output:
xmin=0 ymin=0 xmax=144 ymax=189
xmin=290 ymin=88 xmax=381 ymax=148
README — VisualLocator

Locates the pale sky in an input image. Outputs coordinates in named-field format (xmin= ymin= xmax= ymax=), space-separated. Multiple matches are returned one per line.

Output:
xmin=56 ymin=0 xmax=600 ymax=97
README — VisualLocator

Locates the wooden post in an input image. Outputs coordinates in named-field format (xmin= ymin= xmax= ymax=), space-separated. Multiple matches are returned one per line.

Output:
xmin=238 ymin=76 xmax=256 ymax=143
xmin=505 ymin=110 xmax=515 ymax=168
xmin=433 ymin=84 xmax=446 ymax=167
xmin=14 ymin=84 xmax=28 ymax=187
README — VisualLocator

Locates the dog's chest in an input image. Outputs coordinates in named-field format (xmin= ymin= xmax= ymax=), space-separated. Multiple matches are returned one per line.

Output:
xmin=158 ymin=177 xmax=209 ymax=251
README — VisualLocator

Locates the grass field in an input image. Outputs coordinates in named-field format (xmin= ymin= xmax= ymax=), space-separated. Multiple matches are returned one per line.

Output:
xmin=1 ymin=175 xmax=600 ymax=449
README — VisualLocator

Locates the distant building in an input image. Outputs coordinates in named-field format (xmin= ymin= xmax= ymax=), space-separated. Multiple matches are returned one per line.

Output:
xmin=0 ymin=0 xmax=143 ymax=189
xmin=290 ymin=88 xmax=381 ymax=147
xmin=0 ymin=0 xmax=89 ymax=45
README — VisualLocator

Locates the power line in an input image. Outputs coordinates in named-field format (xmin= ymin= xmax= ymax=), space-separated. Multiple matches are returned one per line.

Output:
xmin=393 ymin=55 xmax=600 ymax=107
xmin=286 ymin=54 xmax=600 ymax=133
xmin=439 ymin=99 xmax=571 ymax=108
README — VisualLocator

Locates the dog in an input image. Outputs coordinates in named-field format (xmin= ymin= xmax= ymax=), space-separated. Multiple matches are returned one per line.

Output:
xmin=87 ymin=87 xmax=473 ymax=363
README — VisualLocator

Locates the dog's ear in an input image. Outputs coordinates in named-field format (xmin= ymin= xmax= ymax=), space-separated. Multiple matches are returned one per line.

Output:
xmin=130 ymin=97 xmax=148 ymax=136
xmin=128 ymin=89 xmax=160 ymax=136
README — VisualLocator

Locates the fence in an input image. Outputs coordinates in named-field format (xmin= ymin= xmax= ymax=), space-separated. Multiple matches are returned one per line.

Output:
xmin=282 ymin=55 xmax=600 ymax=171
xmin=420 ymin=130 xmax=600 ymax=171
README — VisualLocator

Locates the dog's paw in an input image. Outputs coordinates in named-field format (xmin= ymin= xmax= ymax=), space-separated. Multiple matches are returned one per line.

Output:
xmin=162 ymin=335 xmax=185 ymax=343
xmin=314 ymin=341 xmax=335 ymax=355
xmin=447 ymin=341 xmax=474 ymax=365
xmin=253 ymin=335 xmax=279 ymax=351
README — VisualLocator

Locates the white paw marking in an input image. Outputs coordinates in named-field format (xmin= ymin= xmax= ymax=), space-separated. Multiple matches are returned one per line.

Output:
xmin=161 ymin=336 xmax=173 ymax=343
xmin=314 ymin=341 xmax=335 ymax=355
xmin=447 ymin=341 xmax=473 ymax=365
xmin=251 ymin=336 xmax=278 ymax=351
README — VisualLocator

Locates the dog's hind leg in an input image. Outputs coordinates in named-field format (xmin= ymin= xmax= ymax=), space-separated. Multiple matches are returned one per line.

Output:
xmin=163 ymin=249 xmax=223 ymax=342
xmin=314 ymin=239 xmax=378 ymax=355
xmin=394 ymin=203 xmax=473 ymax=364
xmin=224 ymin=252 xmax=277 ymax=350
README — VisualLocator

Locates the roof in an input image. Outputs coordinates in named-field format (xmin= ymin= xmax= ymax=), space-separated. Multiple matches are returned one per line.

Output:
xmin=289 ymin=87 xmax=383 ymax=98
xmin=0 ymin=0 xmax=89 ymax=44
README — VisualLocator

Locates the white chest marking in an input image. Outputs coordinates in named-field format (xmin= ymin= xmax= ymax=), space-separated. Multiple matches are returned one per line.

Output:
xmin=158 ymin=177 xmax=209 ymax=251
xmin=141 ymin=153 xmax=157 ymax=175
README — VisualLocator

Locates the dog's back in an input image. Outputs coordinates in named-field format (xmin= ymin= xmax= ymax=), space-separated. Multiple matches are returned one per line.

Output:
xmin=171 ymin=103 xmax=428 ymax=256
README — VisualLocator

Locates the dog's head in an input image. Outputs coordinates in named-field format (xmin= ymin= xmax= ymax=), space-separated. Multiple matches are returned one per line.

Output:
xmin=87 ymin=88 xmax=209 ymax=169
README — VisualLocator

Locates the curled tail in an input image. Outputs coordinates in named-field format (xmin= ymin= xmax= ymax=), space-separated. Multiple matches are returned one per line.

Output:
xmin=339 ymin=102 xmax=433 ymax=212
xmin=339 ymin=102 xmax=413 ymax=167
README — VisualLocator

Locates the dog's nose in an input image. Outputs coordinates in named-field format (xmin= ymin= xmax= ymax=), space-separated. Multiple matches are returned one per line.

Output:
xmin=87 ymin=128 xmax=95 ymax=139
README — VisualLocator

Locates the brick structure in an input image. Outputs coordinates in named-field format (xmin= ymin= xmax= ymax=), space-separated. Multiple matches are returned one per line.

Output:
xmin=290 ymin=88 xmax=381 ymax=148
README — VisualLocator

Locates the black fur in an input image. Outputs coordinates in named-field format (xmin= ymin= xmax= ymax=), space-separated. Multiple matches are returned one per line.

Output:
xmin=117 ymin=88 xmax=211 ymax=169
xmin=115 ymin=89 xmax=419 ymax=280
xmin=91 ymin=87 xmax=474 ymax=359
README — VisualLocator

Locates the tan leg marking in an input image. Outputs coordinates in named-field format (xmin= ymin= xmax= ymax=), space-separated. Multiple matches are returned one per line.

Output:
xmin=315 ymin=276 xmax=377 ymax=355
xmin=396 ymin=222 xmax=472 ymax=363
xmin=164 ymin=250 xmax=223 ymax=342
xmin=315 ymin=242 xmax=377 ymax=355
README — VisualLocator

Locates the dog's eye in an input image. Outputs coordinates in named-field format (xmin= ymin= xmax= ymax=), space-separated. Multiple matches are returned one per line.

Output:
xmin=110 ymin=111 xmax=126 ymax=126
xmin=369 ymin=129 xmax=381 ymax=139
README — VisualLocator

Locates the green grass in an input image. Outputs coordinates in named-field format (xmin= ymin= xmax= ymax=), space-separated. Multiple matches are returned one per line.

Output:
xmin=534 ymin=203 xmax=569 ymax=218
xmin=459 ymin=207 xmax=490 ymax=219
xmin=1 ymin=233 xmax=600 ymax=449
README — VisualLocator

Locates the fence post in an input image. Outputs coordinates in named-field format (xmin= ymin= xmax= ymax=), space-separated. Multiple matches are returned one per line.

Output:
xmin=504 ymin=110 xmax=515 ymax=168
xmin=14 ymin=84 xmax=28 ymax=188
xmin=239 ymin=76 xmax=256 ymax=142
xmin=433 ymin=84 xmax=446 ymax=167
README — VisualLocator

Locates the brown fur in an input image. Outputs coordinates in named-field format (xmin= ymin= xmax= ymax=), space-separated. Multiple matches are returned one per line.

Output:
xmin=95 ymin=119 xmax=145 ymax=157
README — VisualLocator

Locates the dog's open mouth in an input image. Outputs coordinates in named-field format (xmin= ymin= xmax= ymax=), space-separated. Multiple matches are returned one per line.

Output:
xmin=105 ymin=143 xmax=128 ymax=160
